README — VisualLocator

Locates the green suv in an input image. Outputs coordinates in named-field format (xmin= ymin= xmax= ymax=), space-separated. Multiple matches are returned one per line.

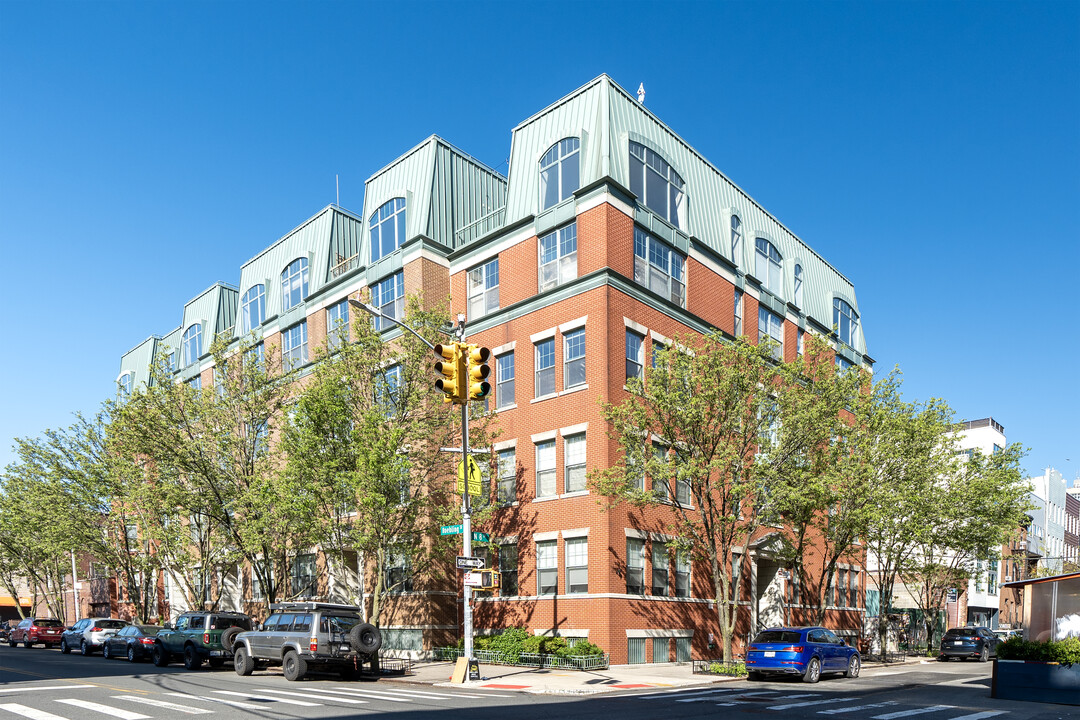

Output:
xmin=152 ymin=610 xmax=254 ymax=670
xmin=231 ymin=602 xmax=381 ymax=681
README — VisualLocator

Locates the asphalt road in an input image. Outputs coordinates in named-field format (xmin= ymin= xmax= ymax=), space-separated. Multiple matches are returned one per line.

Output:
xmin=0 ymin=644 xmax=1074 ymax=720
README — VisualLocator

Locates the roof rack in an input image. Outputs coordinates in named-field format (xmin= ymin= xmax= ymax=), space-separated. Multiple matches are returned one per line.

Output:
xmin=268 ymin=601 xmax=361 ymax=612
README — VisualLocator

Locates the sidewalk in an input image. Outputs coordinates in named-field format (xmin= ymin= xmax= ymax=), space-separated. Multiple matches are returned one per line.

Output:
xmin=378 ymin=654 xmax=931 ymax=695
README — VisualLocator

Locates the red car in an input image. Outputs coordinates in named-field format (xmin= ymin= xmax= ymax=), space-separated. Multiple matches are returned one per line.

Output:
xmin=9 ymin=617 xmax=65 ymax=648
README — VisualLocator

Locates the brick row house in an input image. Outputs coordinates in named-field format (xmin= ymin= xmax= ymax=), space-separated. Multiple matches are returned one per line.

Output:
xmin=117 ymin=75 xmax=872 ymax=663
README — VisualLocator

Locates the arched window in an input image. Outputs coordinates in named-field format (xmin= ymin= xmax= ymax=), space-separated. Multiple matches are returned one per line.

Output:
xmin=280 ymin=258 xmax=308 ymax=312
xmin=118 ymin=373 xmax=132 ymax=397
xmin=240 ymin=284 xmax=265 ymax=334
xmin=539 ymin=137 xmax=580 ymax=211
xmin=833 ymin=298 xmax=859 ymax=348
xmin=181 ymin=324 xmax=202 ymax=368
xmin=794 ymin=264 xmax=803 ymax=307
xmin=628 ymin=141 xmax=686 ymax=229
xmin=731 ymin=215 xmax=742 ymax=263
xmin=370 ymin=197 xmax=407 ymax=262
xmin=755 ymin=238 xmax=782 ymax=296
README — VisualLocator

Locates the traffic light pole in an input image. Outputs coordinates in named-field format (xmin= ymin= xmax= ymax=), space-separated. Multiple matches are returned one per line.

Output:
xmin=455 ymin=319 xmax=476 ymax=665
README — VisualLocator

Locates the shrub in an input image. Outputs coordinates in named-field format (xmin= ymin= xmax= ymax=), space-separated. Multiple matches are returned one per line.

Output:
xmin=448 ymin=628 xmax=606 ymax=661
xmin=707 ymin=661 xmax=748 ymax=676
xmin=997 ymin=636 xmax=1080 ymax=667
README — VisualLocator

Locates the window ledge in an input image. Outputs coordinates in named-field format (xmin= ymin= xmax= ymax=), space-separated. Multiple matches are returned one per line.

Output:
xmin=497 ymin=501 xmax=521 ymax=508
xmin=561 ymin=490 xmax=589 ymax=499
xmin=532 ymin=496 xmax=559 ymax=503
xmin=531 ymin=393 xmax=558 ymax=404
xmin=560 ymin=384 xmax=589 ymax=396
xmin=495 ymin=403 xmax=518 ymax=412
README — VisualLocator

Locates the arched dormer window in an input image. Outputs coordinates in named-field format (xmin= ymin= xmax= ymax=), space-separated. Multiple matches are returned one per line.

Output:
xmin=629 ymin=141 xmax=686 ymax=229
xmin=118 ymin=373 xmax=132 ymax=397
xmin=833 ymin=298 xmax=859 ymax=349
xmin=181 ymin=324 xmax=202 ymax=368
xmin=281 ymin=258 xmax=309 ymax=312
xmin=370 ymin=197 xmax=406 ymax=262
xmin=539 ymin=138 xmax=580 ymax=211
xmin=794 ymin=264 xmax=804 ymax=307
xmin=755 ymin=237 xmax=782 ymax=296
xmin=731 ymin=215 xmax=742 ymax=264
xmin=240 ymin=284 xmax=266 ymax=334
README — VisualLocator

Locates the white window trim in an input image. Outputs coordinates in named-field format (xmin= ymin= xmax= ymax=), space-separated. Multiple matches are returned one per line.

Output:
xmin=559 ymin=316 xmax=588 ymax=334
xmin=560 ymin=422 xmax=588 ymax=436
xmin=491 ymin=341 xmax=516 ymax=355
xmin=625 ymin=528 xmax=648 ymax=539
xmin=561 ymin=528 xmax=590 ymax=539
xmin=531 ymin=430 xmax=557 ymax=443
xmin=530 ymin=327 xmax=557 ymax=344
xmin=626 ymin=629 xmax=694 ymax=638
xmin=532 ymin=531 xmax=559 ymax=542
xmin=493 ymin=438 xmax=517 ymax=451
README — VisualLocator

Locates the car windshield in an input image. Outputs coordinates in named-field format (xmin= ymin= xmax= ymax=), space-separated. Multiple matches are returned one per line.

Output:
xmin=34 ymin=619 xmax=63 ymax=627
xmin=752 ymin=630 xmax=803 ymax=644
xmin=321 ymin=615 xmax=362 ymax=635
xmin=210 ymin=617 xmax=252 ymax=631
xmin=945 ymin=628 xmax=978 ymax=637
xmin=97 ymin=620 xmax=128 ymax=629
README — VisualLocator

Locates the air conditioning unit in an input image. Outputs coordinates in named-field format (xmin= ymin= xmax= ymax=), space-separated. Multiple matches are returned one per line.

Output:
xmin=1003 ymin=576 xmax=1012 ymax=583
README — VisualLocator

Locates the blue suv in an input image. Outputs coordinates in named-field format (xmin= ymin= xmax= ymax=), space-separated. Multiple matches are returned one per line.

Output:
xmin=745 ymin=626 xmax=861 ymax=683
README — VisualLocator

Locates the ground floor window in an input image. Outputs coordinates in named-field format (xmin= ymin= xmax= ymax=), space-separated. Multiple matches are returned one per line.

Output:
xmin=675 ymin=637 xmax=691 ymax=662
xmin=652 ymin=636 xmax=669 ymax=663
xmin=381 ymin=628 xmax=423 ymax=651
xmin=628 ymin=637 xmax=646 ymax=664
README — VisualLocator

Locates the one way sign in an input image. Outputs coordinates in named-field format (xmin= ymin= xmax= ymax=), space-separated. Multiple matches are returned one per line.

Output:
xmin=456 ymin=556 xmax=485 ymax=570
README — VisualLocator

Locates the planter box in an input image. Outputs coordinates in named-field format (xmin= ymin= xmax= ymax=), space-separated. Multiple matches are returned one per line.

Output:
xmin=992 ymin=659 xmax=1080 ymax=705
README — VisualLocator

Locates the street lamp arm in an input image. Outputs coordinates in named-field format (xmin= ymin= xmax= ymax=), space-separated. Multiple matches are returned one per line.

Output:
xmin=347 ymin=298 xmax=442 ymax=351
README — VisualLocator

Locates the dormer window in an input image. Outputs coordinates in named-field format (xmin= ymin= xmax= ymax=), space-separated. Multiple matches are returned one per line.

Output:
xmin=629 ymin=141 xmax=686 ymax=229
xmin=240 ymin=284 xmax=266 ymax=334
xmin=834 ymin=298 xmax=858 ymax=348
xmin=181 ymin=324 xmax=202 ymax=368
xmin=755 ymin=238 xmax=782 ymax=296
xmin=281 ymin=258 xmax=309 ymax=312
xmin=370 ymin=197 xmax=406 ymax=262
xmin=794 ymin=264 xmax=803 ymax=307
xmin=731 ymin=215 xmax=742 ymax=264
xmin=539 ymin=138 xmax=580 ymax=211
xmin=118 ymin=373 xmax=133 ymax=397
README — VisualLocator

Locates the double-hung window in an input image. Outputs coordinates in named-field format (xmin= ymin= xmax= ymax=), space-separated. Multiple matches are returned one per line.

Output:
xmin=370 ymin=197 xmax=406 ymax=262
xmin=499 ymin=543 xmax=518 ymax=596
xmin=181 ymin=324 xmax=202 ymax=368
xmin=468 ymin=258 xmax=499 ymax=319
xmin=730 ymin=215 xmax=742 ymax=262
xmin=496 ymin=352 xmax=515 ymax=409
xmin=675 ymin=550 xmax=691 ymax=597
xmin=652 ymin=541 xmax=669 ymax=596
xmin=565 ymin=538 xmax=588 ymax=594
xmin=539 ymin=223 xmax=577 ymax=291
xmin=634 ymin=228 xmax=685 ymax=306
xmin=378 ymin=364 xmax=403 ymax=417
xmin=652 ymin=443 xmax=670 ymax=500
xmin=758 ymin=307 xmax=784 ymax=360
xmin=372 ymin=272 xmax=404 ymax=331
xmin=564 ymin=433 xmax=586 ymax=493
xmin=290 ymin=553 xmax=316 ymax=597
xmin=281 ymin=258 xmax=309 ymax=312
xmin=240 ymin=284 xmax=265 ymax=334
xmin=627 ymin=538 xmax=645 ymax=593
xmin=793 ymin=264 xmax=803 ymax=307
xmin=251 ymin=563 xmax=271 ymax=601
xmin=563 ymin=328 xmax=585 ymax=389
xmin=326 ymin=298 xmax=350 ymax=351
xmin=625 ymin=329 xmax=644 ymax=382
xmin=755 ymin=238 xmax=782 ymax=296
xmin=734 ymin=289 xmax=744 ymax=336
xmin=497 ymin=448 xmax=516 ymax=504
xmin=536 ymin=540 xmax=557 ymax=595
xmin=281 ymin=321 xmax=308 ymax=370
xmin=833 ymin=298 xmax=858 ymax=348
xmin=539 ymin=137 xmax=580 ymax=211
xmin=385 ymin=547 xmax=413 ymax=593
xmin=536 ymin=440 xmax=556 ymax=497
xmin=535 ymin=338 xmax=555 ymax=398
xmin=628 ymin=141 xmax=686 ymax=228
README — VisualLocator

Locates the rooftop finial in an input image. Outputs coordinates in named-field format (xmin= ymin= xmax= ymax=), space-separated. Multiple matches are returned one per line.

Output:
xmin=637 ymin=83 xmax=645 ymax=104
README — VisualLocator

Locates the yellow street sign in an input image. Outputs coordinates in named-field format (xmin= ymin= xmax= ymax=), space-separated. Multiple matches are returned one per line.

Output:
xmin=456 ymin=456 xmax=483 ymax=496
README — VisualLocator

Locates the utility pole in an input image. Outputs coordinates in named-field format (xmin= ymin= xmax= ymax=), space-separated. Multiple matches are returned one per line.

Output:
xmin=455 ymin=316 xmax=475 ymax=663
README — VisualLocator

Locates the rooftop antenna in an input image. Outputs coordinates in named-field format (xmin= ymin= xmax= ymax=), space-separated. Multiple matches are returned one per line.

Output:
xmin=637 ymin=83 xmax=645 ymax=104
xmin=336 ymin=174 xmax=340 ymax=206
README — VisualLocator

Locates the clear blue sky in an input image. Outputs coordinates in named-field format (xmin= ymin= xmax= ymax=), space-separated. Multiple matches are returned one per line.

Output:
xmin=2 ymin=1 xmax=1077 ymax=482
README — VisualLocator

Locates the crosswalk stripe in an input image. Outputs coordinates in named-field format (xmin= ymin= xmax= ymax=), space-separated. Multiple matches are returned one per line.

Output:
xmin=819 ymin=701 xmax=898 ymax=714
xmin=769 ymin=697 xmax=857 ymax=710
xmin=0 ymin=703 xmax=68 ymax=720
xmin=110 ymin=696 xmax=215 ymax=715
xmin=55 ymin=699 xmax=150 ymax=720
xmin=329 ymin=686 xmax=475 ymax=700
xmin=947 ymin=713 xmax=1004 ymax=720
xmin=212 ymin=691 xmax=320 ymax=707
xmin=274 ymin=687 xmax=411 ymax=703
xmin=872 ymin=706 xmax=956 ymax=719
xmin=253 ymin=689 xmax=366 ymax=704
xmin=672 ymin=689 xmax=746 ymax=701
xmin=0 ymin=687 xmax=95 ymax=695
xmin=165 ymin=693 xmax=266 ymax=711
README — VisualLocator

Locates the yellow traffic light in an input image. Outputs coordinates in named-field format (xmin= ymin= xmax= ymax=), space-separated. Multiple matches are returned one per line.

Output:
xmin=466 ymin=344 xmax=491 ymax=401
xmin=434 ymin=343 xmax=465 ymax=403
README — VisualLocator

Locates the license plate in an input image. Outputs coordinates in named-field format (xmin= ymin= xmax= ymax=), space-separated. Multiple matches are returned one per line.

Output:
xmin=954 ymin=641 xmax=962 ymax=645
xmin=210 ymin=650 xmax=226 ymax=656
xmin=764 ymin=651 xmax=776 ymax=657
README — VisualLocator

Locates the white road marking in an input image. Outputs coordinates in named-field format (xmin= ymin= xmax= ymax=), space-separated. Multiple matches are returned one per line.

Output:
xmin=819 ymin=701 xmax=898 ymax=714
xmin=165 ymin=693 xmax=266 ymax=711
xmin=253 ymin=689 xmax=366 ymax=704
xmin=872 ymin=706 xmax=957 ymax=719
xmin=212 ymin=691 xmax=320 ymax=707
xmin=670 ymin=689 xmax=745 ymax=701
xmin=55 ymin=699 xmax=150 ymax=720
xmin=280 ymin=687 xmax=410 ymax=703
xmin=330 ymin=686 xmax=480 ymax=699
xmin=947 ymin=713 xmax=1005 ymax=720
xmin=110 ymin=696 xmax=215 ymax=714
xmin=0 ymin=687 xmax=95 ymax=695
xmin=0 ymin=703 xmax=68 ymax=720
xmin=769 ymin=696 xmax=857 ymax=710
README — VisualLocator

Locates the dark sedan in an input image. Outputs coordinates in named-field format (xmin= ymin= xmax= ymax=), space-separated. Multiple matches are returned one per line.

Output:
xmin=745 ymin=626 xmax=861 ymax=683
xmin=939 ymin=626 xmax=998 ymax=662
xmin=102 ymin=624 xmax=164 ymax=662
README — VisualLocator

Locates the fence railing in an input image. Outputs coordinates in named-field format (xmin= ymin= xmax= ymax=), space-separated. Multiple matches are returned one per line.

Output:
xmin=434 ymin=647 xmax=609 ymax=671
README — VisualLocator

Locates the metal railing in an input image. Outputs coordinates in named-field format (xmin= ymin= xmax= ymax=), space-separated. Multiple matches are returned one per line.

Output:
xmin=330 ymin=253 xmax=361 ymax=278
xmin=434 ymin=647 xmax=609 ymax=670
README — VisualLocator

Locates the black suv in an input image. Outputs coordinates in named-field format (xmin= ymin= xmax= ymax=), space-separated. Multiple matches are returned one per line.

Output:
xmin=152 ymin=610 xmax=254 ymax=670
xmin=232 ymin=602 xmax=381 ymax=681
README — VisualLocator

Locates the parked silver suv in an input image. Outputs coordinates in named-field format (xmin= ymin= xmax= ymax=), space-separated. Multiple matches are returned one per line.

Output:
xmin=60 ymin=617 xmax=130 ymax=655
xmin=231 ymin=601 xmax=381 ymax=681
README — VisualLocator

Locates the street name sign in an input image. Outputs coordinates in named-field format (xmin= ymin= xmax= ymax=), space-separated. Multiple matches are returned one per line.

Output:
xmin=440 ymin=524 xmax=463 ymax=536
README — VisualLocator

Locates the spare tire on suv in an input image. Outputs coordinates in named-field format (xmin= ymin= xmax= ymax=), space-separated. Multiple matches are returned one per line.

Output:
xmin=220 ymin=626 xmax=243 ymax=653
xmin=348 ymin=623 xmax=382 ymax=655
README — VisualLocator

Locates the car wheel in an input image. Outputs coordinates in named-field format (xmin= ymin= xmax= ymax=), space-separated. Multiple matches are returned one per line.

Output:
xmin=152 ymin=644 xmax=170 ymax=667
xmin=23 ymin=639 xmax=33 ymax=648
xmin=103 ymin=643 xmax=112 ymax=659
xmin=937 ymin=655 xmax=948 ymax=662
xmin=7 ymin=638 xmax=15 ymax=648
xmin=220 ymin=627 xmax=242 ymax=653
xmin=234 ymin=647 xmax=254 ymax=676
xmin=81 ymin=639 xmax=91 ymax=655
xmin=802 ymin=656 xmax=821 ymax=683
xmin=282 ymin=651 xmax=307 ymax=681
xmin=845 ymin=654 xmax=861 ymax=678
xmin=60 ymin=639 xmax=70 ymax=654
xmin=746 ymin=670 xmax=763 ymax=681
xmin=348 ymin=623 xmax=382 ymax=655
xmin=978 ymin=647 xmax=989 ymax=663
xmin=183 ymin=645 xmax=203 ymax=670
xmin=127 ymin=645 xmax=137 ymax=663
